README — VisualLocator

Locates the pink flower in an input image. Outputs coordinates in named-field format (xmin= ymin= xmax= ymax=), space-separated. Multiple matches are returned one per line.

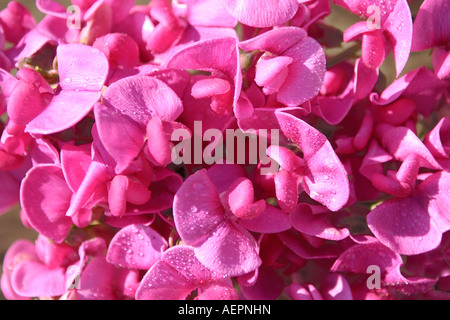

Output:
xmin=136 ymin=245 xmax=238 ymax=300
xmin=221 ymin=0 xmax=299 ymax=28
xmin=412 ymin=0 xmax=450 ymax=79
xmin=240 ymin=27 xmax=326 ymax=108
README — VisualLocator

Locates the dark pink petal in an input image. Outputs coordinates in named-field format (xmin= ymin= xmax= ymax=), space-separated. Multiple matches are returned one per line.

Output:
xmin=289 ymin=204 xmax=350 ymax=241
xmin=0 ymin=171 xmax=21 ymax=214
xmin=11 ymin=261 xmax=66 ymax=297
xmin=331 ymin=241 xmax=404 ymax=281
xmin=206 ymin=163 xmax=247 ymax=194
xmin=107 ymin=224 xmax=168 ymax=270
xmin=20 ymin=165 xmax=73 ymax=243
xmin=412 ymin=0 xmax=450 ymax=51
xmin=276 ymin=112 xmax=350 ymax=211
xmin=77 ymin=256 xmax=116 ymax=300
xmin=195 ymin=281 xmax=238 ymax=300
xmin=221 ymin=0 xmax=298 ymax=28
xmin=239 ymin=266 xmax=285 ymax=300
xmin=432 ymin=47 xmax=450 ymax=79
xmin=320 ymin=273 xmax=353 ymax=300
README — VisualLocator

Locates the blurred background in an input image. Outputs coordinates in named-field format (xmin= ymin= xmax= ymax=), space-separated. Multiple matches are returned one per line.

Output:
xmin=0 ymin=0 xmax=429 ymax=300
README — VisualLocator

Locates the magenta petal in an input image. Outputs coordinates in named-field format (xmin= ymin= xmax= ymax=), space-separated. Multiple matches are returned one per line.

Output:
xmin=424 ymin=117 xmax=450 ymax=159
xmin=61 ymin=144 xmax=92 ymax=193
xmin=94 ymin=103 xmax=146 ymax=174
xmin=102 ymin=75 xmax=183 ymax=124
xmin=412 ymin=0 xmax=450 ymax=51
xmin=432 ymin=47 xmax=450 ymax=79
xmin=107 ymin=224 xmax=168 ymax=270
xmin=194 ymin=221 xmax=261 ymax=276
xmin=187 ymin=0 xmax=237 ymax=28
xmin=11 ymin=261 xmax=66 ymax=297
xmin=173 ymin=169 xmax=225 ymax=245
xmin=77 ymin=256 xmax=115 ymax=300
xmin=238 ymin=205 xmax=291 ymax=234
xmin=20 ymin=165 xmax=73 ymax=243
xmin=276 ymin=112 xmax=349 ymax=211
xmin=367 ymin=196 xmax=443 ymax=255
xmin=196 ymin=281 xmax=238 ymax=300
xmin=290 ymin=204 xmax=349 ymax=241
xmin=26 ymin=90 xmax=101 ymax=135
xmin=221 ymin=0 xmax=298 ymax=28
xmin=274 ymin=171 xmax=299 ymax=213
xmin=321 ymin=273 xmax=353 ymax=300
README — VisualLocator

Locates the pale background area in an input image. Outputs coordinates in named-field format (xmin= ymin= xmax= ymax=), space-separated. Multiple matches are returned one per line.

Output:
xmin=0 ymin=0 xmax=429 ymax=300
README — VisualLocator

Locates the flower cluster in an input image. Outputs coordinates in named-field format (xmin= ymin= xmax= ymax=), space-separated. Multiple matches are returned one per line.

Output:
xmin=0 ymin=0 xmax=449 ymax=300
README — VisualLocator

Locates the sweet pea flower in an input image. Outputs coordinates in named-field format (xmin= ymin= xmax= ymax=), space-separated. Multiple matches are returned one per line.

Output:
xmin=240 ymin=26 xmax=326 ymax=108
xmin=412 ymin=0 xmax=450 ymax=79
xmin=334 ymin=0 xmax=413 ymax=77
xmin=136 ymin=245 xmax=238 ymax=300
xmin=221 ymin=0 xmax=299 ymax=28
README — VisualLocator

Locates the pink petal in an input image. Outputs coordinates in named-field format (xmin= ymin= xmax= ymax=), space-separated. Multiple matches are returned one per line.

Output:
xmin=239 ymin=266 xmax=285 ymax=300
xmin=361 ymin=29 xmax=385 ymax=70
xmin=276 ymin=112 xmax=350 ymax=211
xmin=221 ymin=0 xmax=298 ymax=28
xmin=173 ymin=169 xmax=225 ymax=245
xmin=107 ymin=224 xmax=168 ymax=270
xmin=186 ymin=0 xmax=237 ymax=28
xmin=432 ymin=47 xmax=450 ymax=79
xmin=290 ymin=204 xmax=350 ymax=241
xmin=238 ymin=204 xmax=291 ymax=234
xmin=77 ymin=256 xmax=116 ymax=300
xmin=194 ymin=221 xmax=261 ymax=276
xmin=424 ymin=117 xmax=450 ymax=159
xmin=274 ymin=171 xmax=299 ymax=213
xmin=11 ymin=261 xmax=66 ymax=297
xmin=61 ymin=144 xmax=92 ymax=193
xmin=382 ymin=0 xmax=413 ymax=76
xmin=196 ymin=281 xmax=239 ymax=300
xmin=321 ymin=273 xmax=353 ymax=300
xmin=412 ymin=0 xmax=450 ymax=51
xmin=20 ymin=165 xmax=73 ymax=243
xmin=94 ymin=103 xmax=146 ymax=174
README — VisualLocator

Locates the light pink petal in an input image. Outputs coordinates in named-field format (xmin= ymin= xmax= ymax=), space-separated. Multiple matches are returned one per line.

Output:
xmin=61 ymin=144 xmax=92 ymax=193
xmin=274 ymin=171 xmax=299 ymax=213
xmin=102 ymin=75 xmax=183 ymax=124
xmin=417 ymin=171 xmax=450 ymax=234
xmin=173 ymin=169 xmax=225 ymax=245
xmin=92 ymin=33 xmax=140 ymax=69
xmin=238 ymin=205 xmax=291 ymax=234
xmin=367 ymin=195 xmax=443 ymax=255
xmin=278 ymin=37 xmax=326 ymax=106
xmin=36 ymin=0 xmax=69 ymax=19
xmin=343 ymin=21 xmax=369 ymax=42
xmin=20 ymin=165 xmax=73 ymax=243
xmin=0 ymin=1 xmax=35 ymax=44
xmin=276 ymin=112 xmax=350 ymax=211
xmin=221 ymin=0 xmax=298 ymax=28
xmin=26 ymin=90 xmax=101 ymax=135
xmin=290 ymin=204 xmax=350 ymax=241
xmin=239 ymin=26 xmax=308 ymax=55
xmin=107 ymin=224 xmax=168 ymax=270
xmin=136 ymin=259 xmax=195 ymax=300
xmin=226 ymin=177 xmax=255 ymax=213
xmin=11 ymin=261 xmax=66 ymax=297
xmin=186 ymin=0 xmax=237 ymax=27
xmin=381 ymin=125 xmax=442 ymax=170
xmin=255 ymin=55 xmax=293 ymax=95
xmin=194 ymin=221 xmax=261 ymax=276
